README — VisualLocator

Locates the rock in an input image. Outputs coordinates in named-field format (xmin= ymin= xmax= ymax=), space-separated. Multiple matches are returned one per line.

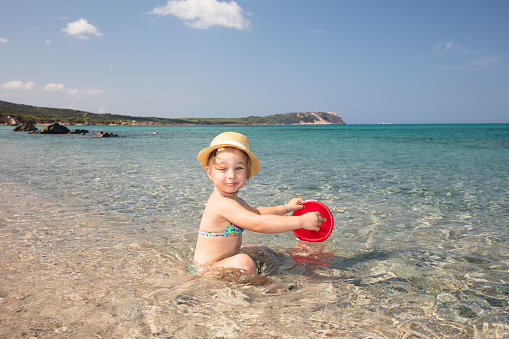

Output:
xmin=272 ymin=112 xmax=346 ymax=125
xmin=13 ymin=123 xmax=38 ymax=132
xmin=4 ymin=116 xmax=19 ymax=126
xmin=68 ymin=129 xmax=89 ymax=134
xmin=314 ymin=112 xmax=346 ymax=124
xmin=98 ymin=132 xmax=119 ymax=137
xmin=35 ymin=123 xmax=70 ymax=134
xmin=296 ymin=112 xmax=346 ymax=125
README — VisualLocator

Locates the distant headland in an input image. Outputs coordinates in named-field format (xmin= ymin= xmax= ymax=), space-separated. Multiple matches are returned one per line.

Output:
xmin=0 ymin=100 xmax=346 ymax=126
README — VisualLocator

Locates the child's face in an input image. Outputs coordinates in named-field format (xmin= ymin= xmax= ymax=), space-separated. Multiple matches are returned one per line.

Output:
xmin=206 ymin=148 xmax=248 ymax=195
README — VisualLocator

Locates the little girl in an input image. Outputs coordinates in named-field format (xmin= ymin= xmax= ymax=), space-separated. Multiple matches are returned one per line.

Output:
xmin=192 ymin=131 xmax=324 ymax=274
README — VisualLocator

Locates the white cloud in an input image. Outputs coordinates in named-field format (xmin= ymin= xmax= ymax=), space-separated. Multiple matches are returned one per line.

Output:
xmin=1 ymin=80 xmax=35 ymax=90
xmin=44 ymin=83 xmax=104 ymax=97
xmin=98 ymin=106 xmax=107 ymax=113
xmin=433 ymin=39 xmax=502 ymax=71
xmin=45 ymin=40 xmax=52 ymax=45
xmin=44 ymin=83 xmax=65 ymax=91
xmin=62 ymin=18 xmax=103 ymax=39
xmin=470 ymin=54 xmax=501 ymax=68
xmin=0 ymin=37 xmax=8 ymax=44
xmin=82 ymin=88 xmax=105 ymax=95
xmin=434 ymin=40 xmax=481 ymax=55
xmin=44 ymin=83 xmax=78 ymax=95
xmin=150 ymin=0 xmax=250 ymax=30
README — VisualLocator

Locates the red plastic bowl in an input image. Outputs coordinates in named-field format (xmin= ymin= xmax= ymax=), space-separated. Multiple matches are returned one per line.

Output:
xmin=292 ymin=200 xmax=334 ymax=242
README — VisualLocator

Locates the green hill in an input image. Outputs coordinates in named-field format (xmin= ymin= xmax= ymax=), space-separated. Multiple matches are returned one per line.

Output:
xmin=0 ymin=100 xmax=346 ymax=126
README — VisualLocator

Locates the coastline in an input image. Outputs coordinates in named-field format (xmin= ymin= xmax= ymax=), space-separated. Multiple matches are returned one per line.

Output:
xmin=0 ymin=100 xmax=347 ymax=126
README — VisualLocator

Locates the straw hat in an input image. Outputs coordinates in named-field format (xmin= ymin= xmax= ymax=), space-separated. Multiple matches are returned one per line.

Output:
xmin=197 ymin=132 xmax=260 ymax=178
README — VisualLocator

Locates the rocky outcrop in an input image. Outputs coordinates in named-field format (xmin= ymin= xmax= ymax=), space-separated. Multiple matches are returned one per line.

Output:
xmin=34 ymin=123 xmax=70 ymax=134
xmin=274 ymin=112 xmax=346 ymax=125
xmin=68 ymin=129 xmax=89 ymax=134
xmin=304 ymin=112 xmax=345 ymax=125
xmin=97 ymin=132 xmax=119 ymax=137
xmin=3 ymin=116 xmax=19 ymax=126
xmin=13 ymin=123 xmax=38 ymax=132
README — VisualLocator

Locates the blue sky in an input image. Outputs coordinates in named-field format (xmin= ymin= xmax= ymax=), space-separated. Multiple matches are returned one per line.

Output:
xmin=1 ymin=0 xmax=508 ymax=124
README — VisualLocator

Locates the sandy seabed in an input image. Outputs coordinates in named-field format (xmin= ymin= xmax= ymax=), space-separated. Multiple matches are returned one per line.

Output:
xmin=1 ymin=182 xmax=508 ymax=339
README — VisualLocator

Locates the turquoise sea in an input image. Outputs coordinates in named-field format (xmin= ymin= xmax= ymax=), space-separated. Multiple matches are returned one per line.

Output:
xmin=1 ymin=124 xmax=508 ymax=338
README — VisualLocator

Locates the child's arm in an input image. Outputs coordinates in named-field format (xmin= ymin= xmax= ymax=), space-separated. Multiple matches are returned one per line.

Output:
xmin=256 ymin=198 xmax=305 ymax=216
xmin=220 ymin=197 xmax=321 ymax=234
xmin=238 ymin=198 xmax=305 ymax=216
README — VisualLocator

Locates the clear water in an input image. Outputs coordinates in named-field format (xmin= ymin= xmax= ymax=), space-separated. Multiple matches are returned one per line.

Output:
xmin=1 ymin=124 xmax=508 ymax=338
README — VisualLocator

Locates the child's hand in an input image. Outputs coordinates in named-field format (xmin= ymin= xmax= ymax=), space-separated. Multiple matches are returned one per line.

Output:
xmin=299 ymin=212 xmax=324 ymax=231
xmin=286 ymin=198 xmax=304 ymax=212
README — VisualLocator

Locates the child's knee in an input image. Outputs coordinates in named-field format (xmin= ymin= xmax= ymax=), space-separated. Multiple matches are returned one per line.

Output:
xmin=214 ymin=253 xmax=256 ymax=274
xmin=235 ymin=254 xmax=256 ymax=274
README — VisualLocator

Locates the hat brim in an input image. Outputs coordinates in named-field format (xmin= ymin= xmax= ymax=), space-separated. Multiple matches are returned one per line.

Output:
xmin=198 ymin=143 xmax=260 ymax=178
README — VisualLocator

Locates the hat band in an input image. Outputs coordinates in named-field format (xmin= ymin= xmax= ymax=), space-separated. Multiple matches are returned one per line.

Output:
xmin=213 ymin=140 xmax=248 ymax=151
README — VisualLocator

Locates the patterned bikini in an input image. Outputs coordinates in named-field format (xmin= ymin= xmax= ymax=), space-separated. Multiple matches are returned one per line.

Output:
xmin=198 ymin=223 xmax=244 ymax=237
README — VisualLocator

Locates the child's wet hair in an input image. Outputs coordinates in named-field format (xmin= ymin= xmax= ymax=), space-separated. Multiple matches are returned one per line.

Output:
xmin=207 ymin=147 xmax=252 ymax=179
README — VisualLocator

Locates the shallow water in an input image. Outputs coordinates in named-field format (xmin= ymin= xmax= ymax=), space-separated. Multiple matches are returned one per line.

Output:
xmin=1 ymin=124 xmax=508 ymax=338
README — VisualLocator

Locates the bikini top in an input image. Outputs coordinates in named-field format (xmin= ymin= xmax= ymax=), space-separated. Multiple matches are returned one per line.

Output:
xmin=198 ymin=195 xmax=244 ymax=237
xmin=198 ymin=223 xmax=244 ymax=237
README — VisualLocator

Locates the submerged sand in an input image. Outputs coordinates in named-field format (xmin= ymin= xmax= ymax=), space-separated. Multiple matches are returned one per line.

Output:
xmin=1 ymin=181 xmax=507 ymax=338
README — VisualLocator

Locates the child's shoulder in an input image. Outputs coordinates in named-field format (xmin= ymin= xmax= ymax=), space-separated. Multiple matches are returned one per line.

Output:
xmin=204 ymin=194 xmax=243 ymax=220
xmin=206 ymin=192 xmax=235 ymax=208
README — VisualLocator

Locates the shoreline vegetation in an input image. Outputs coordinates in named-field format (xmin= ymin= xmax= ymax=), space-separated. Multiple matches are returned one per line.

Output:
xmin=0 ymin=100 xmax=346 ymax=126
